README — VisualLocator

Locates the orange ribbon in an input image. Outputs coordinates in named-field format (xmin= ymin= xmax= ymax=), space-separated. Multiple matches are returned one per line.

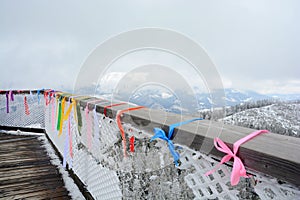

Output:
xmin=116 ymin=106 xmax=145 ymax=157
xmin=103 ymin=102 xmax=126 ymax=117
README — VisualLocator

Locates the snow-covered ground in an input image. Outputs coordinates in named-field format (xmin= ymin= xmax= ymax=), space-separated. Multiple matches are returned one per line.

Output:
xmin=221 ymin=103 xmax=300 ymax=137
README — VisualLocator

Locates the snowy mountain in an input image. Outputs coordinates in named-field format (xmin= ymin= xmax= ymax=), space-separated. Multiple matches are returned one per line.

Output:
xmin=108 ymin=88 xmax=275 ymax=114
xmin=196 ymin=89 xmax=271 ymax=110
xmin=127 ymin=88 xmax=195 ymax=114
xmin=91 ymin=84 xmax=299 ymax=114
xmin=221 ymin=103 xmax=300 ymax=137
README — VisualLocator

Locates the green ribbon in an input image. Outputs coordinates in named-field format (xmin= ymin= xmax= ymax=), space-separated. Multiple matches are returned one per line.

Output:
xmin=56 ymin=98 xmax=62 ymax=131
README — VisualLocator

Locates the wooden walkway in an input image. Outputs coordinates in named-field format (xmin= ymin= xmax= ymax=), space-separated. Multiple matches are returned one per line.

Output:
xmin=0 ymin=132 xmax=72 ymax=199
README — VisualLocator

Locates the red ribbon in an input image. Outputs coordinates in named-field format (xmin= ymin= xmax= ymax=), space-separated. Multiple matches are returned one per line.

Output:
xmin=44 ymin=89 xmax=54 ymax=106
xmin=24 ymin=96 xmax=30 ymax=115
xmin=129 ymin=136 xmax=135 ymax=152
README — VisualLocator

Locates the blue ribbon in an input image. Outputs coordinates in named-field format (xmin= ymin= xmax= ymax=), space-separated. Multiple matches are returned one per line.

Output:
xmin=37 ymin=90 xmax=41 ymax=104
xmin=36 ymin=88 xmax=44 ymax=104
xmin=151 ymin=118 xmax=203 ymax=166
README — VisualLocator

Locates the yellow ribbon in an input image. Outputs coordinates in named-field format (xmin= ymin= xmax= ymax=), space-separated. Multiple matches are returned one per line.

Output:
xmin=58 ymin=97 xmax=75 ymax=136
xmin=57 ymin=94 xmax=92 ymax=136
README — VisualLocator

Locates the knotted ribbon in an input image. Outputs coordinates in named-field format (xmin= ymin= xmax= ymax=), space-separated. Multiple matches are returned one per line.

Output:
xmin=129 ymin=136 xmax=135 ymax=153
xmin=205 ymin=130 xmax=269 ymax=186
xmin=29 ymin=90 xmax=35 ymax=101
xmin=51 ymin=93 xmax=57 ymax=130
xmin=56 ymin=97 xmax=62 ymax=131
xmin=151 ymin=118 xmax=203 ymax=166
xmin=85 ymin=99 xmax=103 ymax=150
xmin=6 ymin=91 xmax=9 ymax=113
xmin=63 ymin=100 xmax=73 ymax=169
xmin=5 ymin=90 xmax=14 ymax=113
xmin=116 ymin=106 xmax=145 ymax=157
xmin=44 ymin=89 xmax=54 ymax=106
xmin=9 ymin=90 xmax=14 ymax=101
xmin=84 ymin=104 xmax=91 ymax=150
xmin=104 ymin=102 xmax=126 ymax=117
xmin=37 ymin=89 xmax=43 ymax=104
xmin=24 ymin=96 xmax=30 ymax=115
xmin=67 ymin=95 xmax=87 ymax=124
xmin=68 ymin=113 xmax=73 ymax=160
xmin=87 ymin=99 xmax=104 ymax=148
xmin=72 ymin=96 xmax=91 ymax=135
xmin=93 ymin=105 xmax=102 ymax=145
xmin=62 ymin=95 xmax=92 ymax=166
xmin=94 ymin=100 xmax=110 ymax=140
xmin=57 ymin=97 xmax=74 ymax=136
xmin=63 ymin=95 xmax=89 ymax=159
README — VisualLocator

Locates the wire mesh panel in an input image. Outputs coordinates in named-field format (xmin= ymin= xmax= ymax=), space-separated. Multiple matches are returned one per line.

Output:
xmin=43 ymin=95 xmax=300 ymax=200
xmin=45 ymin=99 xmax=123 ymax=199
xmin=0 ymin=93 xmax=45 ymax=128
xmin=254 ymin=175 xmax=300 ymax=200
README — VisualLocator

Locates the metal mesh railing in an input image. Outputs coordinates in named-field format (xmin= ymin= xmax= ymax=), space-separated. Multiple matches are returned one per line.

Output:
xmin=0 ymin=92 xmax=45 ymax=128
xmin=0 ymin=91 xmax=299 ymax=200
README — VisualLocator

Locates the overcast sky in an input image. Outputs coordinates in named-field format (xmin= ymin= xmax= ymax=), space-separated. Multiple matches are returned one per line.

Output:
xmin=0 ymin=0 xmax=299 ymax=94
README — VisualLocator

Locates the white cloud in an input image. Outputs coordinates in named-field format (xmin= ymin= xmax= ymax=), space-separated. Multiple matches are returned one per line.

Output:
xmin=221 ymin=77 xmax=233 ymax=88
xmin=253 ymin=80 xmax=300 ymax=94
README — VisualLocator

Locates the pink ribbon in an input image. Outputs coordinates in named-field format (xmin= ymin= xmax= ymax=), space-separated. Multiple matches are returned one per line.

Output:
xmin=205 ymin=130 xmax=269 ymax=186
xmin=51 ymin=94 xmax=57 ymax=131
xmin=85 ymin=105 xmax=92 ymax=150
xmin=85 ymin=99 xmax=103 ymax=151
xmin=9 ymin=90 xmax=14 ymax=101
xmin=6 ymin=90 xmax=14 ymax=113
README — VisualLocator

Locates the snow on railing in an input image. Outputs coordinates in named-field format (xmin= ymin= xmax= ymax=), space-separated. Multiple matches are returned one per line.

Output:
xmin=0 ymin=90 xmax=299 ymax=200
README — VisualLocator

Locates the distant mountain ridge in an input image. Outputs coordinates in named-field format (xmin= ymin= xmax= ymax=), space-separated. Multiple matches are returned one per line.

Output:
xmin=119 ymin=88 xmax=294 ymax=114
xmin=196 ymin=88 xmax=271 ymax=110
xmin=86 ymin=85 xmax=300 ymax=114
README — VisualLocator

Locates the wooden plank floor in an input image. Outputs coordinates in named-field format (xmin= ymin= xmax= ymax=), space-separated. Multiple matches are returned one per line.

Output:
xmin=0 ymin=132 xmax=72 ymax=200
